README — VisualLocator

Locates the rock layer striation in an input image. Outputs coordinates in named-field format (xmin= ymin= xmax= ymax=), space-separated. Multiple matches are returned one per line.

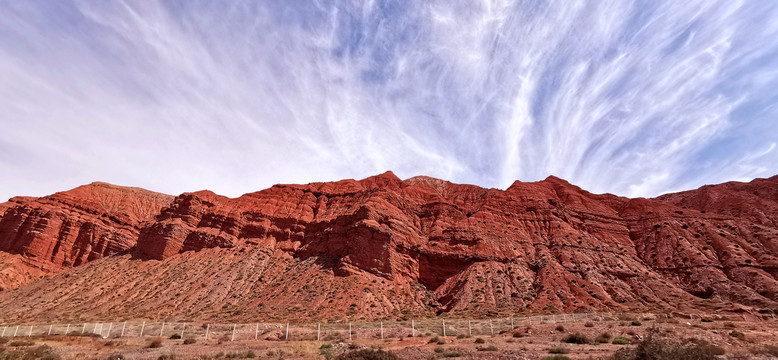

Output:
xmin=0 ymin=173 xmax=776 ymax=321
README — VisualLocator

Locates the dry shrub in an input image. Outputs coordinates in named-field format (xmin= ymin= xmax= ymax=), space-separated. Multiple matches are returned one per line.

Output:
xmin=609 ymin=329 xmax=724 ymax=360
xmin=8 ymin=340 xmax=35 ymax=347
xmin=224 ymin=351 xmax=256 ymax=359
xmin=612 ymin=336 xmax=629 ymax=345
xmin=562 ymin=333 xmax=590 ymax=344
xmin=549 ymin=346 xmax=568 ymax=354
xmin=478 ymin=345 xmax=498 ymax=351
xmin=729 ymin=331 xmax=745 ymax=339
xmin=595 ymin=333 xmax=611 ymax=344
xmin=0 ymin=345 xmax=60 ymax=360
xmin=147 ymin=337 xmax=163 ymax=348
xmin=333 ymin=349 xmax=399 ymax=360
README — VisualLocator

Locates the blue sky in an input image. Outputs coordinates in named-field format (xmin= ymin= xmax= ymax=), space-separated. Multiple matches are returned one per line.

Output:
xmin=1 ymin=1 xmax=777 ymax=201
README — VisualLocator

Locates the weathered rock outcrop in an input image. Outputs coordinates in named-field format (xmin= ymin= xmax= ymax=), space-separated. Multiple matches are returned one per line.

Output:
xmin=0 ymin=182 xmax=173 ymax=289
xmin=0 ymin=173 xmax=776 ymax=322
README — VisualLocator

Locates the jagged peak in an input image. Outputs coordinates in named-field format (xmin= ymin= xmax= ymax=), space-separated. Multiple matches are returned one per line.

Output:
xmin=543 ymin=175 xmax=569 ymax=183
xmin=360 ymin=170 xmax=401 ymax=183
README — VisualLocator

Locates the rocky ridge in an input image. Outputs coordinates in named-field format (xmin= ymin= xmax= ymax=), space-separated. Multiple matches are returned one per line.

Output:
xmin=0 ymin=173 xmax=776 ymax=322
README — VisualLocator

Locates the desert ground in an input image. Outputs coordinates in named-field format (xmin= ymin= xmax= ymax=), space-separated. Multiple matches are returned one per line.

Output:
xmin=1 ymin=316 xmax=777 ymax=360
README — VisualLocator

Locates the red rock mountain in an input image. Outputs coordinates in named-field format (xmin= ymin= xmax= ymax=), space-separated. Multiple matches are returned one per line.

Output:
xmin=0 ymin=173 xmax=776 ymax=323
xmin=0 ymin=182 xmax=173 ymax=290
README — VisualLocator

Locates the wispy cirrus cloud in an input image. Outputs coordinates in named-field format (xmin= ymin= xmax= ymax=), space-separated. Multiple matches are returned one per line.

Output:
xmin=0 ymin=0 xmax=777 ymax=201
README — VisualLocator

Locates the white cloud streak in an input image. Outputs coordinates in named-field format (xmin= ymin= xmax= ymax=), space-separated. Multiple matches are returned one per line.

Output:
xmin=0 ymin=0 xmax=777 ymax=201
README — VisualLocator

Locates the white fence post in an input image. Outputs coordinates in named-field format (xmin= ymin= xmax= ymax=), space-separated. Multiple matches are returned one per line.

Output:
xmin=349 ymin=323 xmax=352 ymax=340
xmin=160 ymin=322 xmax=165 ymax=337
xmin=442 ymin=319 xmax=446 ymax=337
xmin=205 ymin=324 xmax=210 ymax=340
xmin=529 ymin=317 xmax=532 ymax=325
xmin=65 ymin=324 xmax=70 ymax=336
xmin=380 ymin=321 xmax=383 ymax=340
xmin=107 ymin=323 xmax=112 ymax=338
xmin=48 ymin=324 xmax=52 ymax=336
xmin=317 ymin=323 xmax=320 ymax=341
xmin=121 ymin=322 xmax=126 ymax=337
xmin=468 ymin=320 xmax=471 ymax=337
xmin=1 ymin=326 xmax=6 ymax=337
xmin=285 ymin=323 xmax=289 ymax=341
xmin=489 ymin=319 xmax=493 ymax=336
xmin=511 ymin=317 xmax=514 ymax=329
xmin=181 ymin=324 xmax=186 ymax=340
xmin=411 ymin=320 xmax=415 ymax=337
xmin=140 ymin=321 xmax=145 ymax=337
xmin=13 ymin=325 xmax=19 ymax=337
xmin=81 ymin=324 xmax=85 ymax=335
xmin=231 ymin=324 xmax=236 ymax=341
xmin=255 ymin=323 xmax=258 ymax=340
xmin=28 ymin=325 xmax=32 ymax=337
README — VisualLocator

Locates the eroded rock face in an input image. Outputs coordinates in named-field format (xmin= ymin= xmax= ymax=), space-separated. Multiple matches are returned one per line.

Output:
xmin=129 ymin=172 xmax=778 ymax=317
xmin=0 ymin=173 xmax=776 ymax=321
xmin=0 ymin=182 xmax=173 ymax=288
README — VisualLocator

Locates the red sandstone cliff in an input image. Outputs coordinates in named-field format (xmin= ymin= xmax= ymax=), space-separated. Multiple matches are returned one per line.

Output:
xmin=0 ymin=182 xmax=173 ymax=290
xmin=0 ymin=173 xmax=775 ymax=322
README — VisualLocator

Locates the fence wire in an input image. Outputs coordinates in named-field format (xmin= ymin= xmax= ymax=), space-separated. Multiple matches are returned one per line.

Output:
xmin=0 ymin=312 xmax=759 ymax=342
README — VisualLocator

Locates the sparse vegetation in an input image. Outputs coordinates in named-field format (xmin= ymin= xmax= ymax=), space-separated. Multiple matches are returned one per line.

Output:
xmin=0 ymin=345 xmax=61 ymax=360
xmin=224 ymin=351 xmax=256 ymax=359
xmin=630 ymin=321 xmax=642 ymax=326
xmin=320 ymin=344 xmax=334 ymax=359
xmin=427 ymin=336 xmax=444 ymax=345
xmin=542 ymin=356 xmax=571 ymax=360
xmin=729 ymin=330 xmax=745 ymax=339
xmin=474 ymin=338 xmax=485 ymax=344
xmin=147 ymin=337 xmax=163 ymax=348
xmin=612 ymin=336 xmax=630 ymax=345
xmin=555 ymin=325 xmax=565 ymax=332
xmin=595 ymin=332 xmax=612 ymax=344
xmin=562 ymin=333 xmax=590 ymax=344
xmin=183 ymin=337 xmax=196 ymax=345
xmin=8 ymin=340 xmax=35 ymax=347
xmin=333 ymin=349 xmax=400 ymax=360
xmin=477 ymin=345 xmax=497 ymax=351
xmin=584 ymin=322 xmax=594 ymax=327
xmin=433 ymin=347 xmax=462 ymax=357
xmin=609 ymin=330 xmax=724 ymax=360
xmin=549 ymin=346 xmax=569 ymax=354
